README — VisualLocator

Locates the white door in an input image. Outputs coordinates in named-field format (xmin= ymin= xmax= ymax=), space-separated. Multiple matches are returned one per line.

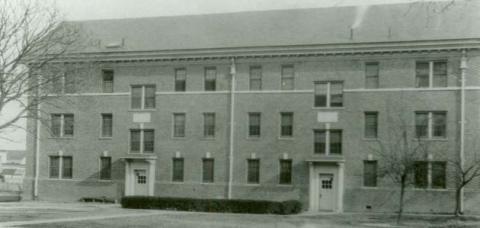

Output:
xmin=134 ymin=169 xmax=148 ymax=195
xmin=318 ymin=173 xmax=335 ymax=211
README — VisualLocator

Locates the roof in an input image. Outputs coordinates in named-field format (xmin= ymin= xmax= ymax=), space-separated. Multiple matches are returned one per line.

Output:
xmin=70 ymin=1 xmax=480 ymax=54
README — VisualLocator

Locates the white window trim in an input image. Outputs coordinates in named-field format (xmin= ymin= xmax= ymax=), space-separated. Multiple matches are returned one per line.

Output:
xmin=172 ymin=113 xmax=186 ymax=138
xmin=417 ymin=111 xmax=447 ymax=139
xmin=246 ymin=158 xmax=261 ymax=185
xmin=315 ymin=81 xmax=343 ymax=108
xmin=49 ymin=156 xmax=70 ymax=179
xmin=100 ymin=113 xmax=113 ymax=138
xmin=129 ymin=128 xmax=154 ymax=154
xmin=315 ymin=124 xmax=342 ymax=156
xmin=99 ymin=156 xmax=112 ymax=180
xmin=130 ymin=85 xmax=155 ymax=110
xmin=279 ymin=112 xmax=294 ymax=138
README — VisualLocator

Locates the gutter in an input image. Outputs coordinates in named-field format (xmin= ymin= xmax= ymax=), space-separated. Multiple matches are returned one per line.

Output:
xmin=227 ymin=58 xmax=236 ymax=199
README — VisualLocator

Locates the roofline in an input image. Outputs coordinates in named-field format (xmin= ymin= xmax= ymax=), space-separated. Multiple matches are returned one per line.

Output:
xmin=31 ymin=38 xmax=480 ymax=63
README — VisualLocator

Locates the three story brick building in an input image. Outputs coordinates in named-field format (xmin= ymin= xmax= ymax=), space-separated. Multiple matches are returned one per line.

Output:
xmin=24 ymin=2 xmax=480 ymax=213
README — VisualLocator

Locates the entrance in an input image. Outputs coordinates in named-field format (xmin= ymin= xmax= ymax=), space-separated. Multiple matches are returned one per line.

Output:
xmin=318 ymin=173 xmax=335 ymax=211
xmin=134 ymin=169 xmax=148 ymax=195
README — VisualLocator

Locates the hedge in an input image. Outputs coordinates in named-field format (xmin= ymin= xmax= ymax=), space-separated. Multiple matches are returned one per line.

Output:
xmin=121 ymin=196 xmax=302 ymax=215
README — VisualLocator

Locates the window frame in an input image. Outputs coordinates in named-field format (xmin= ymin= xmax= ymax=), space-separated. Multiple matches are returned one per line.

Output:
xmin=280 ymin=112 xmax=294 ymax=138
xmin=314 ymin=81 xmax=344 ymax=108
xmin=130 ymin=84 xmax=156 ymax=110
xmin=50 ymin=113 xmax=74 ymax=138
xmin=204 ymin=67 xmax=217 ymax=91
xmin=202 ymin=158 xmax=214 ymax=183
xmin=248 ymin=112 xmax=261 ymax=138
xmin=129 ymin=129 xmax=155 ymax=154
xmin=415 ymin=60 xmax=448 ymax=88
xmin=100 ymin=113 xmax=113 ymax=138
xmin=174 ymin=68 xmax=187 ymax=92
xmin=363 ymin=160 xmax=378 ymax=187
xmin=249 ymin=66 xmax=262 ymax=91
xmin=314 ymin=129 xmax=343 ymax=155
xmin=364 ymin=112 xmax=378 ymax=139
xmin=99 ymin=156 xmax=112 ymax=180
xmin=102 ymin=69 xmax=114 ymax=93
xmin=172 ymin=113 xmax=186 ymax=138
xmin=279 ymin=159 xmax=293 ymax=185
xmin=203 ymin=113 xmax=216 ymax=138
xmin=172 ymin=157 xmax=184 ymax=182
xmin=247 ymin=158 xmax=260 ymax=184
xmin=415 ymin=111 xmax=447 ymax=139
xmin=414 ymin=160 xmax=446 ymax=189
xmin=49 ymin=155 xmax=73 ymax=179
xmin=281 ymin=65 xmax=295 ymax=90
xmin=365 ymin=62 xmax=379 ymax=89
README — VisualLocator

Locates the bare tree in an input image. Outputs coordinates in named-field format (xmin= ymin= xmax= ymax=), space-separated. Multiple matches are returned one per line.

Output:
xmin=449 ymin=151 xmax=480 ymax=216
xmin=371 ymin=98 xmax=435 ymax=224
xmin=0 ymin=0 xmax=84 ymax=137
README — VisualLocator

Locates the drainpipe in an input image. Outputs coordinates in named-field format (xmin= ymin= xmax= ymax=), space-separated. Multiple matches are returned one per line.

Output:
xmin=459 ymin=49 xmax=468 ymax=213
xmin=227 ymin=57 xmax=236 ymax=199
xmin=33 ymin=71 xmax=41 ymax=200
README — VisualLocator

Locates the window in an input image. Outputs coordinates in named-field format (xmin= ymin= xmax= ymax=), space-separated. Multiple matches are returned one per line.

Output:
xmin=279 ymin=159 xmax=292 ymax=184
xmin=64 ymin=71 xmax=76 ymax=94
xmin=102 ymin=70 xmax=114 ymax=93
xmin=203 ymin=113 xmax=215 ymax=137
xmin=175 ymin=68 xmax=186 ymax=92
xmin=414 ymin=161 xmax=446 ymax=189
xmin=280 ymin=112 xmax=293 ymax=137
xmin=432 ymin=162 xmax=446 ymax=189
xmin=364 ymin=112 xmax=378 ymax=139
xmin=247 ymin=159 xmax=260 ymax=184
xmin=365 ymin=62 xmax=379 ymax=89
xmin=281 ymin=65 xmax=294 ymax=90
xmin=204 ymin=67 xmax=216 ymax=91
xmin=172 ymin=158 xmax=184 ymax=182
xmin=51 ymin=114 xmax=74 ymax=137
xmin=202 ymin=158 xmax=214 ymax=183
xmin=414 ymin=161 xmax=428 ymax=188
xmin=416 ymin=61 xmax=447 ymax=88
xmin=248 ymin=113 xmax=261 ymax=137
xmin=415 ymin=111 xmax=447 ymax=139
xmin=314 ymin=81 xmax=343 ymax=107
xmin=363 ymin=160 xmax=377 ymax=187
xmin=131 ymin=85 xmax=156 ymax=109
xmin=101 ymin=113 xmax=113 ymax=137
xmin=314 ymin=129 xmax=342 ymax=155
xmin=173 ymin=113 xmax=186 ymax=137
xmin=249 ymin=66 xmax=262 ymax=90
xmin=49 ymin=156 xmax=72 ymax=179
xmin=130 ymin=129 xmax=154 ymax=153
xmin=100 ymin=157 xmax=111 ymax=180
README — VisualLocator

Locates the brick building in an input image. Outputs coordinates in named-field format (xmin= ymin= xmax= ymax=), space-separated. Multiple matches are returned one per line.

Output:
xmin=23 ymin=2 xmax=480 ymax=213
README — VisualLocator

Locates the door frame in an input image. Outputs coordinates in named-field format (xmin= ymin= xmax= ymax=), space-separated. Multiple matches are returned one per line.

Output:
xmin=123 ymin=157 xmax=156 ymax=196
xmin=308 ymin=161 xmax=344 ymax=212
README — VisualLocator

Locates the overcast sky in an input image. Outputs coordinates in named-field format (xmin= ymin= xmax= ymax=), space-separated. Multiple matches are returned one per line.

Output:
xmin=0 ymin=0 xmax=455 ymax=150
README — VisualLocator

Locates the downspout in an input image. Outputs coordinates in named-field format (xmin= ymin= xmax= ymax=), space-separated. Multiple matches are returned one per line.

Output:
xmin=459 ymin=49 xmax=468 ymax=213
xmin=33 ymin=71 xmax=41 ymax=199
xmin=227 ymin=57 xmax=236 ymax=199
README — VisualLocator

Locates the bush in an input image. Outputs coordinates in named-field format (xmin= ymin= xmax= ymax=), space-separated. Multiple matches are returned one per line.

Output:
xmin=120 ymin=196 xmax=302 ymax=214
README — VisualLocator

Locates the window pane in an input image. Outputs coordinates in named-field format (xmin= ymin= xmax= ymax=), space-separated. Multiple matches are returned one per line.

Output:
xmin=432 ymin=162 xmax=446 ymax=189
xmin=314 ymin=130 xmax=326 ymax=154
xmin=248 ymin=113 xmax=261 ymax=137
xmin=51 ymin=114 xmax=61 ymax=137
xmin=415 ymin=112 xmax=428 ymax=138
xmin=130 ymin=130 xmax=141 ymax=153
xmin=102 ymin=70 xmax=114 ymax=93
xmin=364 ymin=112 xmax=378 ymax=138
xmin=250 ymin=66 xmax=262 ymax=90
xmin=204 ymin=113 xmax=215 ymax=137
xmin=143 ymin=130 xmax=154 ymax=153
xmin=416 ymin=62 xmax=429 ymax=88
xmin=432 ymin=112 xmax=446 ymax=138
xmin=281 ymin=65 xmax=294 ymax=90
xmin=364 ymin=160 xmax=377 ymax=187
xmin=279 ymin=160 xmax=292 ymax=184
xmin=433 ymin=62 xmax=447 ymax=87
xmin=101 ymin=114 xmax=113 ymax=137
xmin=414 ymin=161 xmax=428 ymax=188
xmin=202 ymin=159 xmax=214 ymax=183
xmin=365 ymin=63 xmax=379 ymax=89
xmin=62 ymin=156 xmax=73 ymax=179
xmin=205 ymin=67 xmax=216 ymax=91
xmin=144 ymin=85 xmax=156 ymax=109
xmin=247 ymin=159 xmax=260 ymax=184
xmin=49 ymin=156 xmax=59 ymax=178
xmin=100 ymin=157 xmax=112 ymax=180
xmin=314 ymin=83 xmax=327 ymax=107
xmin=172 ymin=158 xmax=184 ymax=182
xmin=330 ymin=130 xmax=342 ymax=154
xmin=63 ymin=114 xmax=74 ymax=137
xmin=330 ymin=82 xmax=343 ymax=107
xmin=173 ymin=113 xmax=186 ymax=137
xmin=280 ymin=113 xmax=293 ymax=137
xmin=131 ymin=86 xmax=142 ymax=109
xmin=175 ymin=68 xmax=186 ymax=92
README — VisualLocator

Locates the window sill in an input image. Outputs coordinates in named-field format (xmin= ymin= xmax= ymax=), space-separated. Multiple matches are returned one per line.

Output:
xmin=48 ymin=137 xmax=74 ymax=140
xmin=171 ymin=137 xmax=187 ymax=140
xmin=200 ymin=137 xmax=216 ymax=141
xmin=363 ymin=138 xmax=379 ymax=141
xmin=97 ymin=179 xmax=113 ymax=182
xmin=412 ymin=187 xmax=448 ymax=191
xmin=171 ymin=181 xmax=185 ymax=184
xmin=246 ymin=136 xmax=261 ymax=141
xmin=277 ymin=184 xmax=294 ymax=187
xmin=413 ymin=138 xmax=448 ymax=142
xmin=127 ymin=152 xmax=155 ymax=155
xmin=201 ymin=182 xmax=215 ymax=185
xmin=278 ymin=137 xmax=294 ymax=140
xmin=47 ymin=178 xmax=74 ymax=181
xmin=245 ymin=183 xmax=261 ymax=186
xmin=360 ymin=186 xmax=378 ymax=189
xmin=128 ymin=109 xmax=156 ymax=112
xmin=99 ymin=137 xmax=113 ymax=140
xmin=312 ymin=107 xmax=345 ymax=110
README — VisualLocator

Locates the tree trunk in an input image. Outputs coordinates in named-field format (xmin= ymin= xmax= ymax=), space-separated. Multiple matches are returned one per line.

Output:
xmin=454 ymin=185 xmax=464 ymax=216
xmin=397 ymin=175 xmax=406 ymax=225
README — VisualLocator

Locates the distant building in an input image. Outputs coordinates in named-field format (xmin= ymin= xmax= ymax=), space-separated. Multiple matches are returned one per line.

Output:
xmin=0 ymin=150 xmax=25 ymax=190
xmin=23 ymin=2 xmax=480 ymax=213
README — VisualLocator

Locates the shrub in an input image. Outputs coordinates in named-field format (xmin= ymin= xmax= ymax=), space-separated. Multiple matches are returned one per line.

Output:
xmin=120 ymin=196 xmax=302 ymax=215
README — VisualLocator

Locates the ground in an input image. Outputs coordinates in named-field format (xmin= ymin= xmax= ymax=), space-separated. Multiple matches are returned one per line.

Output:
xmin=0 ymin=202 xmax=479 ymax=228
